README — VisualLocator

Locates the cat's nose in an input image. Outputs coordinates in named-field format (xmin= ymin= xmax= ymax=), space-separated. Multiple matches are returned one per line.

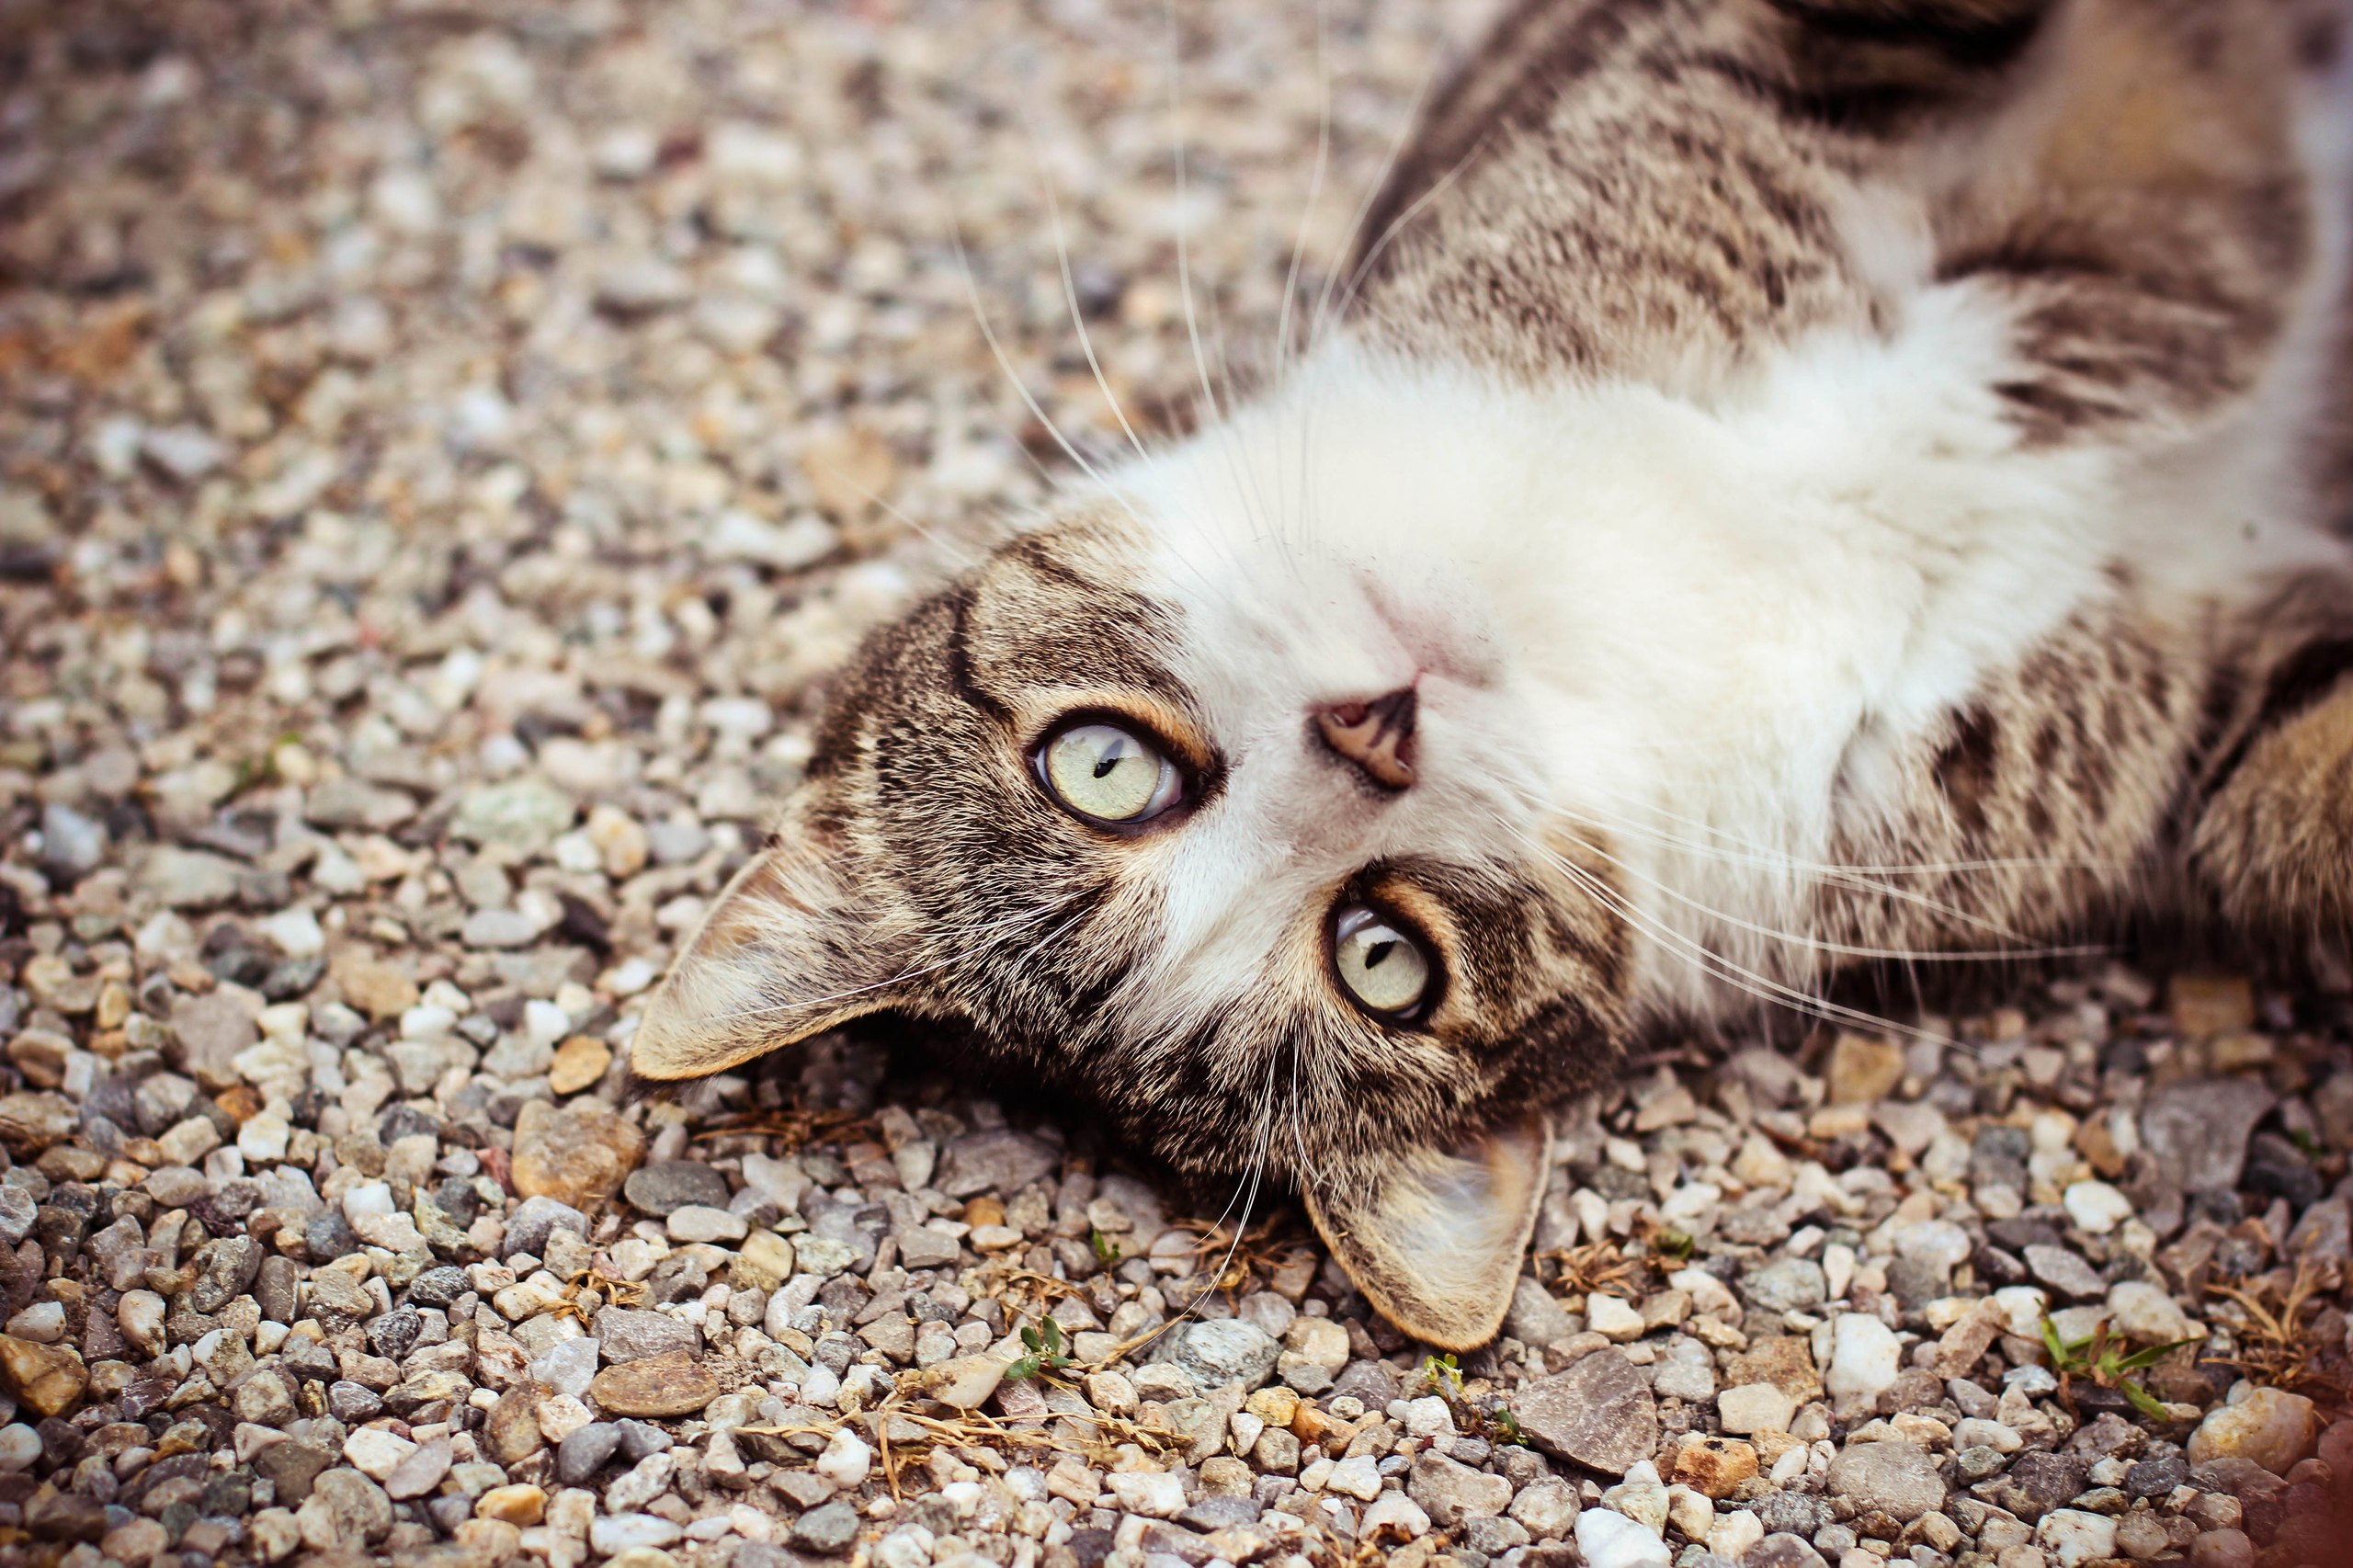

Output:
xmin=1316 ymin=685 xmax=1417 ymax=790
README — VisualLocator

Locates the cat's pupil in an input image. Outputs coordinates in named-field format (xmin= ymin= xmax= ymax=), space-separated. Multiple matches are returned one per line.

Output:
xmin=1093 ymin=745 xmax=1125 ymax=779
xmin=1364 ymin=941 xmax=1393 ymax=969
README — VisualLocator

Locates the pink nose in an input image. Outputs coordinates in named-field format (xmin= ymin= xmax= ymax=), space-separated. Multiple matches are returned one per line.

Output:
xmin=1317 ymin=685 xmax=1417 ymax=790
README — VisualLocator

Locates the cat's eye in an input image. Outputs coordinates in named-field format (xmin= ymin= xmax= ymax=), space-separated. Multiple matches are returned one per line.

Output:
xmin=1038 ymin=719 xmax=1185 ymax=826
xmin=1330 ymin=903 xmax=1434 ymax=1021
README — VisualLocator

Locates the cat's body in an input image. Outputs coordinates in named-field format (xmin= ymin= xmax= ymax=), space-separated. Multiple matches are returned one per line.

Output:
xmin=636 ymin=0 xmax=2353 ymax=1346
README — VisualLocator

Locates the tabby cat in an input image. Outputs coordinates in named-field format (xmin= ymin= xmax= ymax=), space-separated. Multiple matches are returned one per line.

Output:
xmin=633 ymin=0 xmax=2353 ymax=1348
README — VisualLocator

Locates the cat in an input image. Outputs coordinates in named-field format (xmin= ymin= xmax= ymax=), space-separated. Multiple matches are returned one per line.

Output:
xmin=631 ymin=0 xmax=2353 ymax=1349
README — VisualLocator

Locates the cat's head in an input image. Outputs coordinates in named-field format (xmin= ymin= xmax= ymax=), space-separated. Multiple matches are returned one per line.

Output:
xmin=632 ymin=408 xmax=1634 ymax=1346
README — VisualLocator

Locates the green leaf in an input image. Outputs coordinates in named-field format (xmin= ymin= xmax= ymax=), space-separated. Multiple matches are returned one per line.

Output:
xmin=1495 ymin=1408 xmax=1526 ymax=1445
xmin=1005 ymin=1355 xmax=1042 ymax=1381
xmin=1091 ymin=1228 xmax=1122 ymax=1267
xmin=2112 ymin=1337 xmax=2202 ymax=1373
xmin=2120 ymin=1381 xmax=2171 ymax=1421
xmin=1020 ymin=1326 xmax=1041 ymax=1352
xmin=2040 ymin=1318 xmax=2075 ymax=1370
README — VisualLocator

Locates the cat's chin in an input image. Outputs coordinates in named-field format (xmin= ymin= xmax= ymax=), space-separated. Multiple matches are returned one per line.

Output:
xmin=1300 ymin=1111 xmax=1552 ymax=1351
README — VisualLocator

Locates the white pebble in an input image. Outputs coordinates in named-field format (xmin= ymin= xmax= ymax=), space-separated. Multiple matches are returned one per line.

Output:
xmin=1824 ymin=1313 xmax=1902 ymax=1411
xmin=1586 ymin=1294 xmax=1644 ymax=1342
xmin=0 ymin=1426 xmax=40 ymax=1472
xmin=342 ymin=1182 xmax=394 ymax=1221
xmin=815 ymin=1428 xmax=872 ymax=1490
xmin=1578 ymin=1506 xmax=1672 ymax=1568
xmin=5 ymin=1302 xmax=64 ymax=1344
xmin=256 ymin=906 xmax=324 ymax=960
xmin=2062 ymin=1180 xmax=2134 ymax=1235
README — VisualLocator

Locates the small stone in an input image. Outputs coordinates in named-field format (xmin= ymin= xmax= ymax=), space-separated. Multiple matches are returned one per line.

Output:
xmin=2035 ymin=1508 xmax=2118 ymax=1568
xmin=1824 ymin=1440 xmax=1946 ymax=1522
xmin=2168 ymin=974 xmax=2255 ymax=1039
xmin=2063 ymin=1181 xmax=2133 ymax=1235
xmin=816 ymin=1428 xmax=872 ymax=1490
xmin=2141 ymin=1077 xmax=2277 ymax=1192
xmin=1744 ymin=1532 xmax=1831 ymax=1568
xmin=792 ymin=1499 xmax=861 ymax=1554
xmin=2105 ymin=1280 xmax=2197 ymax=1345
xmin=1515 ymin=1348 xmax=1659 ymax=1476
xmin=589 ymin=1354 xmax=721 ymax=1417
xmin=1718 ymin=1382 xmax=1798 ymax=1436
xmin=1576 ymin=1506 xmax=1672 ymax=1568
xmin=665 ymin=1203 xmax=748 ymax=1244
xmin=1161 ymin=1317 xmax=1280 ymax=1392
xmin=1742 ymin=1257 xmax=1828 ymax=1312
xmin=623 ymin=1159 xmax=730 ymax=1215
xmin=547 ymin=1036 xmax=612 ymax=1094
xmin=1665 ymin=1434 xmax=1759 ymax=1499
xmin=511 ymin=1100 xmax=644 ymax=1210
xmin=451 ymin=778 xmax=577 ymax=856
xmin=2190 ymin=1528 xmax=2256 ymax=1568
xmin=595 ymin=1306 xmax=697 ymax=1363
xmin=384 ymin=1437 xmax=452 ymax=1500
xmin=344 ymin=1427 xmax=417 ymax=1481
xmin=1826 ymin=1031 xmax=1905 ymax=1106
xmin=0 ymin=1335 xmax=85 ymax=1416
xmin=2187 ymin=1386 xmax=2319 ymax=1474
xmin=557 ymin=1423 xmax=623 ymax=1485
xmin=532 ymin=1336 xmax=600 ymax=1398
xmin=475 ymin=1483 xmax=546 ymax=1525
xmin=589 ymin=1515 xmax=685 ymax=1556
xmin=1824 ymin=1313 xmax=1903 ymax=1410
xmin=0 ymin=1093 xmax=75 ymax=1155
xmin=142 ymin=846 xmax=244 ymax=907
xmin=2019 ymin=1244 xmax=2107 ymax=1301
xmin=332 ymin=953 xmax=419 ymax=1021
xmin=1586 ymin=1293 xmax=1645 ymax=1342
xmin=299 ymin=1468 xmax=392 ymax=1548
xmin=1406 ymin=1451 xmax=1512 ymax=1528
xmin=1107 ymin=1470 xmax=1187 ymax=1517
xmin=1509 ymin=1478 xmax=1582 ymax=1540
xmin=922 ymin=1346 xmax=1006 ymax=1403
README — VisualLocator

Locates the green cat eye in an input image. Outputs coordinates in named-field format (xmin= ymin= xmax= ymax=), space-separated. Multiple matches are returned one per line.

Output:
xmin=1330 ymin=903 xmax=1434 ymax=1020
xmin=1038 ymin=719 xmax=1185 ymax=826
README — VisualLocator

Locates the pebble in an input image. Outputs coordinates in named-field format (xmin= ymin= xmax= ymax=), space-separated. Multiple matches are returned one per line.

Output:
xmin=1718 ymin=1382 xmax=1799 ymax=1435
xmin=665 ymin=1203 xmax=749 ymax=1244
xmin=590 ymin=1515 xmax=686 ymax=1555
xmin=1516 ymin=1349 xmax=1659 ymax=1475
xmin=590 ymin=1357 xmax=722 ymax=1417
xmin=548 ymin=1035 xmax=612 ymax=1094
xmin=2140 ymin=1077 xmax=2277 ymax=1191
xmin=624 ymin=1160 xmax=732 ymax=1215
xmin=1107 ymin=1471 xmax=1187 ymax=1517
xmin=2061 ymin=1180 xmax=2133 ymax=1233
xmin=1823 ymin=1313 xmax=1902 ymax=1409
xmin=2188 ymin=1387 xmax=2319 ymax=1474
xmin=511 ymin=1100 xmax=645 ymax=1210
xmin=816 ymin=1428 xmax=873 ymax=1490
xmin=1824 ymin=1440 xmax=1947 ymax=1522
xmin=1577 ymin=1506 xmax=1673 ymax=1568
xmin=1161 ymin=1317 xmax=1280 ymax=1392
xmin=0 ymin=1335 xmax=85 ymax=1416
xmin=2035 ymin=1509 xmax=2117 ymax=1567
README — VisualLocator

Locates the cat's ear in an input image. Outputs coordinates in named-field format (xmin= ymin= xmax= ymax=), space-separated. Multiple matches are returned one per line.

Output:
xmin=630 ymin=829 xmax=910 ymax=1082
xmin=1302 ymin=1114 xmax=1552 ymax=1351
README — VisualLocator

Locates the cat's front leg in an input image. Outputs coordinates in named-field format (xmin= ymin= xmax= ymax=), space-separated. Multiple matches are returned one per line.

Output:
xmin=2193 ymin=627 xmax=2353 ymax=943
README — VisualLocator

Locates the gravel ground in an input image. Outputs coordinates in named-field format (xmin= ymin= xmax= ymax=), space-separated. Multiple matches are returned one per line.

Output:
xmin=4 ymin=3 xmax=2353 ymax=1568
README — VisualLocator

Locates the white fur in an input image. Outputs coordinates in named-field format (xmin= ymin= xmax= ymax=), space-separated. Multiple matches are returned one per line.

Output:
xmin=1064 ymin=146 xmax=2348 ymax=1036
